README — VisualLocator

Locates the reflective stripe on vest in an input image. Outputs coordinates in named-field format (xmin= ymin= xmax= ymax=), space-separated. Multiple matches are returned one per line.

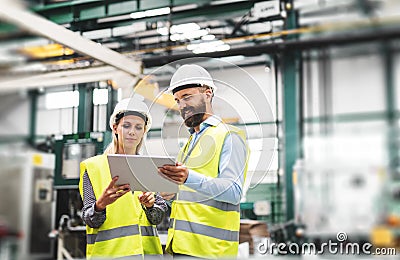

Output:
xmin=87 ymin=224 xmax=140 ymax=244
xmin=178 ymin=190 xmax=239 ymax=212
xmin=139 ymin=205 xmax=163 ymax=255
xmin=112 ymin=255 xmax=142 ymax=259
xmin=174 ymin=219 xmax=239 ymax=242
xmin=140 ymin=226 xmax=158 ymax=237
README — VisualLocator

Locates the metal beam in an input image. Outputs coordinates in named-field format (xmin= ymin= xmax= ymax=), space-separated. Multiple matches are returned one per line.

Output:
xmin=0 ymin=1 xmax=141 ymax=77
xmin=0 ymin=66 xmax=134 ymax=93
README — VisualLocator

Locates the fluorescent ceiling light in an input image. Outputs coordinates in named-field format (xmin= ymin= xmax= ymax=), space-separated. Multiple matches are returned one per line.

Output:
xmin=157 ymin=23 xmax=200 ymax=35
xmin=98 ymin=14 xmax=131 ymax=23
xmin=82 ymin=29 xmax=112 ymax=40
xmin=215 ymin=44 xmax=230 ymax=52
xmin=172 ymin=23 xmax=200 ymax=34
xmin=165 ymin=26 xmax=208 ymax=41
xmin=113 ymin=25 xmax=136 ymax=37
xmin=130 ymin=11 xmax=146 ymax=19
xmin=170 ymin=34 xmax=185 ymax=41
xmin=23 ymin=38 xmax=50 ymax=47
xmin=102 ymin=42 xmax=120 ymax=49
xmin=182 ymin=29 xmax=208 ymax=40
xmin=144 ymin=7 xmax=170 ymax=17
xmin=201 ymin=34 xmax=216 ymax=41
xmin=210 ymin=0 xmax=246 ymax=5
xmin=220 ymin=55 xmax=246 ymax=63
xmin=11 ymin=63 xmax=47 ymax=73
xmin=157 ymin=27 xmax=168 ymax=36
xmin=189 ymin=40 xmax=230 ymax=54
xmin=112 ymin=22 xmax=146 ymax=37
xmin=99 ymin=81 xmax=108 ymax=88
xmin=129 ymin=7 xmax=170 ymax=20
xmin=186 ymin=44 xmax=197 ymax=51
xmin=0 ymin=52 xmax=25 ymax=63
xmin=172 ymin=4 xmax=198 ymax=12
xmin=139 ymin=36 xmax=167 ymax=45
xmin=192 ymin=48 xmax=206 ymax=54
xmin=101 ymin=7 xmax=171 ymax=23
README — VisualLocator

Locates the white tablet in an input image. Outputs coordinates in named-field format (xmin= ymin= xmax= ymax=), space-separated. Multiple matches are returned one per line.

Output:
xmin=107 ymin=154 xmax=178 ymax=193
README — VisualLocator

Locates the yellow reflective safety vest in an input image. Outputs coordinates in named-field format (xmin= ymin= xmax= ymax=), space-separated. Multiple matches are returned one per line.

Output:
xmin=139 ymin=207 xmax=163 ymax=257
xmin=79 ymin=155 xmax=144 ymax=259
xmin=166 ymin=122 xmax=249 ymax=258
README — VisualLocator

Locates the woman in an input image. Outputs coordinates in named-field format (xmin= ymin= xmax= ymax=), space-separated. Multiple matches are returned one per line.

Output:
xmin=79 ymin=97 xmax=166 ymax=259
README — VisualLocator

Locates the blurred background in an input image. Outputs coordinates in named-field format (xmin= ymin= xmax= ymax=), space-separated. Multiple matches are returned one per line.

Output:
xmin=0 ymin=0 xmax=399 ymax=259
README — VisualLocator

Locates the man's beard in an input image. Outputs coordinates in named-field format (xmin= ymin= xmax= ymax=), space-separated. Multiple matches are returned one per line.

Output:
xmin=181 ymin=102 xmax=207 ymax=128
xmin=184 ymin=112 xmax=205 ymax=127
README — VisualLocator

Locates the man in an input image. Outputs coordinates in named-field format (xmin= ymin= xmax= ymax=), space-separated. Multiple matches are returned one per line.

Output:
xmin=159 ymin=64 xmax=249 ymax=258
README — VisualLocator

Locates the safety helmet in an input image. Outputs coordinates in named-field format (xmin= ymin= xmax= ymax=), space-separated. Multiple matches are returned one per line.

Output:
xmin=109 ymin=96 xmax=152 ymax=132
xmin=167 ymin=64 xmax=217 ymax=94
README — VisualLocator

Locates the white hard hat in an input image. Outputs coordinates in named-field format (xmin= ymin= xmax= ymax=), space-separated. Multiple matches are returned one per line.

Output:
xmin=109 ymin=96 xmax=152 ymax=132
xmin=167 ymin=64 xmax=217 ymax=94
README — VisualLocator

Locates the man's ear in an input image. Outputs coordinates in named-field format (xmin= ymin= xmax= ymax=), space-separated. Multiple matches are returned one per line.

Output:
xmin=205 ymin=88 xmax=213 ymax=100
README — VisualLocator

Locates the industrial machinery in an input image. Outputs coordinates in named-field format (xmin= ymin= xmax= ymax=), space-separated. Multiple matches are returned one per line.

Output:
xmin=52 ymin=132 xmax=106 ymax=259
xmin=54 ymin=132 xmax=105 ymax=188
xmin=0 ymin=149 xmax=55 ymax=259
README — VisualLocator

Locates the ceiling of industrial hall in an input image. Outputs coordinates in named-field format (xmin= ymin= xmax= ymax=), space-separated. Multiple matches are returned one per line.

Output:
xmin=0 ymin=0 xmax=393 ymax=81
xmin=0 ymin=0 xmax=283 ymax=68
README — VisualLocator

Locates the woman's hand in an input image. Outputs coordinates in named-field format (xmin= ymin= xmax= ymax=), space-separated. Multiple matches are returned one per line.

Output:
xmin=138 ymin=192 xmax=155 ymax=208
xmin=95 ymin=176 xmax=131 ymax=211
xmin=160 ymin=192 xmax=176 ymax=201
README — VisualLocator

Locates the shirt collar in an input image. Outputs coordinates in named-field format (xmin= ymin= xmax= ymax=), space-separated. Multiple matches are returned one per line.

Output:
xmin=188 ymin=115 xmax=222 ymax=134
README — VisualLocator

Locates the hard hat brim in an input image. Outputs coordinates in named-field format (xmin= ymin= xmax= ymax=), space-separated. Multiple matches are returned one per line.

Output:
xmin=166 ymin=80 xmax=217 ymax=94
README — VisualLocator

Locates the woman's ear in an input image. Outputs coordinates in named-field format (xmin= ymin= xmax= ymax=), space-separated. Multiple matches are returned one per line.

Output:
xmin=112 ymin=124 xmax=118 ymax=133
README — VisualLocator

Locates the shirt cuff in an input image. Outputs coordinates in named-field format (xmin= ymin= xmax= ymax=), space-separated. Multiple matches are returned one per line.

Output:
xmin=92 ymin=203 xmax=106 ymax=215
xmin=141 ymin=204 xmax=153 ymax=211
xmin=185 ymin=169 xmax=210 ymax=189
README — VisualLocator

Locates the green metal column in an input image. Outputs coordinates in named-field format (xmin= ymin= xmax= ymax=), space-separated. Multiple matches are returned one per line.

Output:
xmin=383 ymin=44 xmax=398 ymax=178
xmin=77 ymin=83 xmax=94 ymax=133
xmin=106 ymin=84 xmax=118 ymax=130
xmin=282 ymin=1 xmax=299 ymax=221
xmin=29 ymin=90 xmax=39 ymax=145
xmin=104 ymin=84 xmax=118 ymax=149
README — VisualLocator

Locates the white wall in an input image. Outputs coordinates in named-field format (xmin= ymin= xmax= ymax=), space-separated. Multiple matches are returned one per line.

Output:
xmin=303 ymin=50 xmax=386 ymax=119
xmin=0 ymin=92 xmax=29 ymax=136
xmin=331 ymin=53 xmax=385 ymax=114
xmin=210 ymin=65 xmax=276 ymax=124
xmin=36 ymin=94 xmax=78 ymax=136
